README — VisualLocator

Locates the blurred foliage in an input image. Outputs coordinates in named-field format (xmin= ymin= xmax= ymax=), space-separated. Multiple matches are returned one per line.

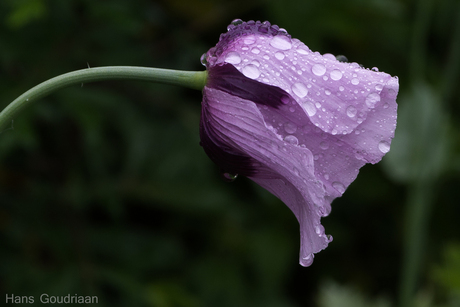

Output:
xmin=0 ymin=0 xmax=459 ymax=306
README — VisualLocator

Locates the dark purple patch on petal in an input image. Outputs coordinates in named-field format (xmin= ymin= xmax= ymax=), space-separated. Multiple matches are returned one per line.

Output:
xmin=200 ymin=94 xmax=258 ymax=177
xmin=207 ymin=63 xmax=286 ymax=109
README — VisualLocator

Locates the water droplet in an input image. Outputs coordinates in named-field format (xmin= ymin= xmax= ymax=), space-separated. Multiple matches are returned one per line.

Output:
xmin=284 ymin=122 xmax=297 ymax=134
xmin=221 ymin=172 xmax=238 ymax=182
xmin=326 ymin=234 xmax=333 ymax=242
xmin=281 ymin=95 xmax=290 ymax=104
xmin=231 ymin=19 xmax=243 ymax=26
xmin=323 ymin=53 xmax=336 ymax=61
xmin=330 ymin=69 xmax=343 ymax=81
xmin=371 ymin=67 xmax=379 ymax=72
xmin=292 ymin=82 xmax=308 ymax=98
xmin=378 ymin=140 xmax=390 ymax=153
xmin=319 ymin=141 xmax=329 ymax=150
xmin=301 ymin=253 xmax=314 ymax=266
xmin=302 ymin=101 xmax=316 ymax=116
xmin=351 ymin=78 xmax=359 ymax=85
xmin=336 ymin=55 xmax=348 ymax=62
xmin=297 ymin=48 xmax=309 ymax=55
xmin=324 ymin=173 xmax=330 ymax=180
xmin=263 ymin=55 xmax=270 ymax=60
xmin=224 ymin=51 xmax=241 ymax=64
xmin=332 ymin=181 xmax=346 ymax=193
xmin=388 ymin=88 xmax=396 ymax=97
xmin=375 ymin=84 xmax=383 ymax=91
xmin=270 ymin=35 xmax=292 ymax=50
xmin=251 ymin=48 xmax=260 ymax=54
xmin=383 ymin=103 xmax=389 ymax=109
xmin=312 ymin=64 xmax=326 ymax=76
xmin=242 ymin=64 xmax=260 ymax=79
xmin=275 ymin=52 xmax=285 ymax=60
xmin=284 ymin=135 xmax=299 ymax=145
xmin=200 ymin=53 xmax=207 ymax=66
xmin=339 ymin=86 xmax=344 ymax=91
xmin=243 ymin=36 xmax=256 ymax=45
xmin=365 ymin=92 xmax=381 ymax=108
xmin=325 ymin=89 xmax=331 ymax=95
xmin=346 ymin=105 xmax=357 ymax=118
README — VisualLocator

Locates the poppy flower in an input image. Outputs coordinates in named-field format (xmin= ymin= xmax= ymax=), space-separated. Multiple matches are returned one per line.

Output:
xmin=199 ymin=19 xmax=398 ymax=266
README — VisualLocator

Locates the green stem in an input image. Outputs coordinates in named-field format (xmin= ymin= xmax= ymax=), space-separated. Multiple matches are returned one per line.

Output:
xmin=398 ymin=180 xmax=434 ymax=307
xmin=0 ymin=66 xmax=207 ymax=131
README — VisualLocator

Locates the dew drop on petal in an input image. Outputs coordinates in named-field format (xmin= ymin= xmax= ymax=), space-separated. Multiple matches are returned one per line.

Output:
xmin=243 ymin=36 xmax=256 ymax=45
xmin=270 ymin=35 xmax=292 ymax=50
xmin=242 ymin=64 xmax=260 ymax=79
xmin=296 ymin=48 xmax=309 ymax=55
xmin=319 ymin=141 xmax=329 ymax=150
xmin=339 ymin=86 xmax=344 ymax=92
xmin=301 ymin=101 xmax=317 ymax=116
xmin=284 ymin=122 xmax=297 ymax=134
xmin=346 ymin=105 xmax=357 ymax=118
xmin=332 ymin=181 xmax=346 ymax=194
xmin=281 ymin=95 xmax=290 ymax=104
xmin=251 ymin=48 xmax=260 ymax=54
xmin=330 ymin=69 xmax=343 ymax=81
xmin=312 ymin=64 xmax=326 ymax=76
xmin=375 ymin=83 xmax=383 ymax=91
xmin=284 ymin=135 xmax=299 ymax=145
xmin=224 ymin=51 xmax=241 ymax=64
xmin=351 ymin=78 xmax=360 ymax=85
xmin=292 ymin=82 xmax=308 ymax=98
xmin=231 ymin=19 xmax=243 ymax=26
xmin=378 ymin=140 xmax=391 ymax=153
xmin=365 ymin=92 xmax=381 ymax=108
xmin=275 ymin=52 xmax=285 ymax=60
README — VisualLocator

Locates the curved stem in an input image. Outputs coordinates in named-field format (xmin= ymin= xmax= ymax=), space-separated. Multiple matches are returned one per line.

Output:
xmin=0 ymin=66 xmax=207 ymax=131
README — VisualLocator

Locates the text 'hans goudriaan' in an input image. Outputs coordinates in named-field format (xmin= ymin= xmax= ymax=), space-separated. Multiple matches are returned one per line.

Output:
xmin=6 ymin=294 xmax=98 ymax=304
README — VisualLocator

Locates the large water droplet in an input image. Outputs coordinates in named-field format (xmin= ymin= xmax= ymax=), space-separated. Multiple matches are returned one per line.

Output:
xmin=351 ymin=78 xmax=360 ymax=85
xmin=365 ymin=92 xmax=381 ymax=108
xmin=270 ymin=35 xmax=292 ymax=50
xmin=301 ymin=253 xmax=314 ymax=267
xmin=312 ymin=64 xmax=326 ymax=76
xmin=346 ymin=105 xmax=357 ymax=118
xmin=224 ymin=51 xmax=241 ymax=64
xmin=320 ymin=141 xmax=329 ymax=150
xmin=332 ymin=181 xmax=346 ymax=194
xmin=302 ymin=101 xmax=317 ymax=116
xmin=251 ymin=48 xmax=260 ymax=54
xmin=378 ymin=140 xmax=390 ymax=153
xmin=242 ymin=64 xmax=260 ymax=79
xmin=330 ymin=69 xmax=343 ymax=81
xmin=292 ymin=82 xmax=308 ymax=98
xmin=284 ymin=135 xmax=299 ymax=145
xmin=284 ymin=122 xmax=297 ymax=134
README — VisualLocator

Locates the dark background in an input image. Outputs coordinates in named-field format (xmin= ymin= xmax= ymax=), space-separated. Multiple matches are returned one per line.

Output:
xmin=0 ymin=0 xmax=459 ymax=306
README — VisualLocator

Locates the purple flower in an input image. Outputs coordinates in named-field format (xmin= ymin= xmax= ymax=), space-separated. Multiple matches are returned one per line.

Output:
xmin=200 ymin=19 xmax=398 ymax=266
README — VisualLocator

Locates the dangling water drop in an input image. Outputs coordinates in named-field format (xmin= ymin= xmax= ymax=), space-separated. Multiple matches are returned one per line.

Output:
xmin=221 ymin=172 xmax=238 ymax=182
xmin=200 ymin=53 xmax=208 ymax=66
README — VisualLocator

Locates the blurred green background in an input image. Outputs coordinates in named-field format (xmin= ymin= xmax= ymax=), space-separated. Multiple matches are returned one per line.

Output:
xmin=1 ymin=0 xmax=459 ymax=306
